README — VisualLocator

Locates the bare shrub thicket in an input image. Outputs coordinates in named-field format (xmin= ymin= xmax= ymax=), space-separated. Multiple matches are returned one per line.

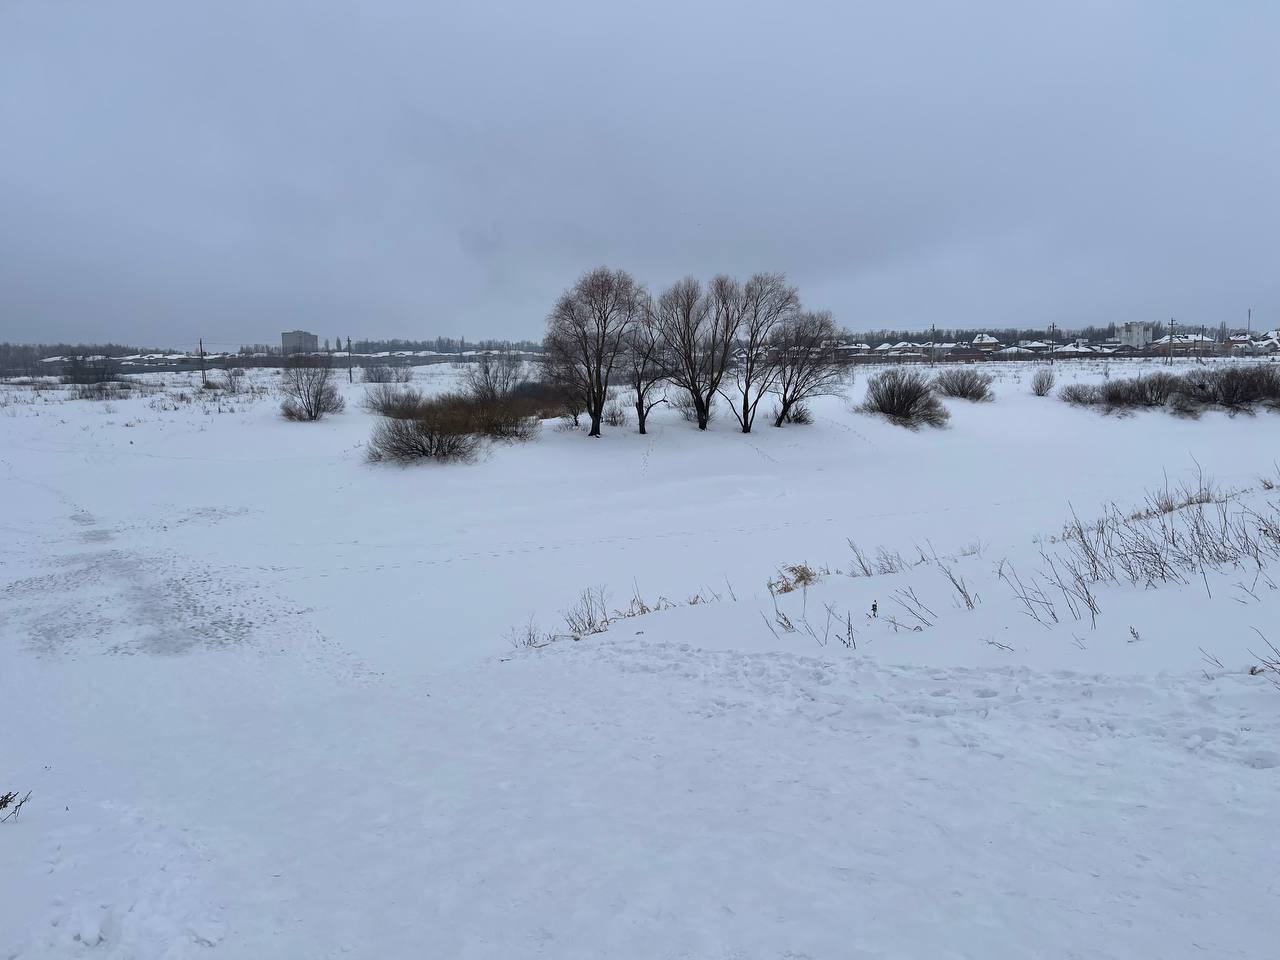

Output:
xmin=462 ymin=352 xmax=538 ymax=441
xmin=673 ymin=390 xmax=714 ymax=424
xmin=933 ymin=368 xmax=993 ymax=402
xmin=771 ymin=310 xmax=842 ymax=427
xmin=1061 ymin=366 xmax=1280 ymax=416
xmin=222 ymin=367 xmax=247 ymax=394
xmin=862 ymin=369 xmax=949 ymax=428
xmin=73 ymin=381 xmax=133 ymax=401
xmin=366 ymin=401 xmax=480 ymax=464
xmin=544 ymin=268 xmax=644 ymax=436
xmin=1031 ymin=367 xmax=1056 ymax=397
xmin=507 ymin=379 xmax=569 ymax=421
xmin=363 ymin=364 xmax=413 ymax=384
xmin=279 ymin=355 xmax=344 ymax=421
xmin=777 ymin=401 xmax=813 ymax=424
xmin=603 ymin=398 xmax=629 ymax=427
xmin=1059 ymin=382 xmax=1100 ymax=406
xmin=363 ymin=383 xmax=428 ymax=418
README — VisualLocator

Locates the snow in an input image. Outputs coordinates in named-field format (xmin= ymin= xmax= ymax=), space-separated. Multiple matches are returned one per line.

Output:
xmin=2 ymin=360 xmax=1279 ymax=959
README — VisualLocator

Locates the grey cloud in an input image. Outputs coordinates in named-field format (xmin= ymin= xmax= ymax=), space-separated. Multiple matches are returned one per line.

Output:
xmin=2 ymin=0 xmax=1278 ymax=346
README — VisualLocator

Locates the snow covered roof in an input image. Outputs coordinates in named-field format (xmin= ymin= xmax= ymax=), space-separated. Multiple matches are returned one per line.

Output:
xmin=972 ymin=333 xmax=1000 ymax=344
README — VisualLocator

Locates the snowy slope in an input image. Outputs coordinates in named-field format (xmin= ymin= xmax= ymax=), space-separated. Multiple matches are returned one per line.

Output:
xmin=2 ymin=362 xmax=1279 ymax=958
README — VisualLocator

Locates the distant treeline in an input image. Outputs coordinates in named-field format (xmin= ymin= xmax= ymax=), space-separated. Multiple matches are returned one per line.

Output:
xmin=848 ymin=321 xmax=1250 ymax=346
xmin=233 ymin=337 xmax=543 ymax=355
xmin=0 ymin=337 xmax=546 ymax=375
xmin=0 ymin=342 xmax=175 ymax=375
xmin=346 ymin=337 xmax=542 ymax=355
xmin=846 ymin=325 xmax=1138 ymax=345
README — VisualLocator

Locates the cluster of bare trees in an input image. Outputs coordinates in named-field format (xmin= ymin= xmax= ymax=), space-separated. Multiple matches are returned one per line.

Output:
xmin=543 ymin=267 xmax=841 ymax=437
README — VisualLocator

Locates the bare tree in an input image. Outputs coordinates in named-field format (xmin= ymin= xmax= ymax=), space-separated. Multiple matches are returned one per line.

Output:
xmin=771 ymin=310 xmax=842 ymax=427
xmin=622 ymin=297 xmax=669 ymax=434
xmin=719 ymin=272 xmax=799 ymax=433
xmin=656 ymin=275 xmax=742 ymax=430
xmin=543 ymin=267 xmax=643 ymax=437
xmin=463 ymin=351 xmax=526 ymax=407
xmin=279 ymin=354 xmax=345 ymax=421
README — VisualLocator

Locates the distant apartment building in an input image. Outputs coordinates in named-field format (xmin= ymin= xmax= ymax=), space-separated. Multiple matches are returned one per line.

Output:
xmin=281 ymin=330 xmax=319 ymax=355
xmin=1119 ymin=322 xmax=1152 ymax=349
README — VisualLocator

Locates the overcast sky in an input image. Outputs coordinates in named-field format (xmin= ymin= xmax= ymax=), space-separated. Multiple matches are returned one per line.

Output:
xmin=2 ymin=1 xmax=1278 ymax=347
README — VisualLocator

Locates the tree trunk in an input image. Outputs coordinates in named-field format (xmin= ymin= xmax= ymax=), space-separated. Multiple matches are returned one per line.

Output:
xmin=695 ymin=394 xmax=709 ymax=430
xmin=740 ymin=396 xmax=752 ymax=433
xmin=588 ymin=412 xmax=602 ymax=437
xmin=635 ymin=401 xmax=647 ymax=434
xmin=774 ymin=399 xmax=789 ymax=427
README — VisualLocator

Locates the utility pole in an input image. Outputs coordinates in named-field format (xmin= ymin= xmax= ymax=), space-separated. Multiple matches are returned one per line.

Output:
xmin=930 ymin=324 xmax=937 ymax=366
xmin=346 ymin=337 xmax=353 ymax=383
xmin=1047 ymin=322 xmax=1057 ymax=365
xmin=1168 ymin=317 xmax=1175 ymax=366
xmin=198 ymin=337 xmax=207 ymax=386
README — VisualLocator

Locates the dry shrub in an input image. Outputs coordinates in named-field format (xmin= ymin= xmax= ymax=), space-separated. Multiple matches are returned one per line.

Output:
xmin=1031 ymin=367 xmax=1055 ymax=397
xmin=366 ymin=417 xmax=479 ymax=464
xmin=73 ymin=381 xmax=132 ymax=401
xmin=366 ymin=397 xmax=481 ymax=463
xmin=780 ymin=401 xmax=813 ymax=424
xmin=862 ymin=369 xmax=949 ymax=428
xmin=674 ymin=391 xmax=714 ymax=424
xmin=768 ymin=562 xmax=824 ymax=595
xmin=363 ymin=384 xmax=428 ymax=418
xmin=508 ymin=379 xmax=570 ymax=420
xmin=1064 ymin=365 xmax=1280 ymax=416
xmin=603 ymin=398 xmax=629 ymax=427
xmin=1203 ymin=365 xmax=1280 ymax=409
xmin=1059 ymin=382 xmax=1100 ymax=406
xmin=933 ymin=368 xmax=993 ymax=401
xmin=280 ymin=357 xmax=344 ymax=421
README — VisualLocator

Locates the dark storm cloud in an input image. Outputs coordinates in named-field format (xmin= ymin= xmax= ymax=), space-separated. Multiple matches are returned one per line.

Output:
xmin=2 ymin=0 xmax=1278 ymax=347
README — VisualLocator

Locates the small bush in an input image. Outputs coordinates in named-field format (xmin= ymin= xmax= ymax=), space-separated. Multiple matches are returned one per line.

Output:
xmin=1096 ymin=372 xmax=1180 ymax=411
xmin=280 ymin=358 xmax=344 ymax=421
xmin=603 ymin=398 xmax=629 ymax=427
xmin=1059 ymin=383 xmax=1100 ymax=406
xmin=1207 ymin=365 xmax=1280 ymax=409
xmin=363 ymin=364 xmax=413 ymax=384
xmin=508 ymin=379 xmax=570 ymax=420
xmin=73 ymin=381 xmax=132 ymax=401
xmin=363 ymin=383 xmax=428 ymax=419
xmin=673 ymin=392 xmax=715 ymax=424
xmin=862 ymin=369 xmax=949 ymax=428
xmin=1031 ymin=368 xmax=1055 ymax=397
xmin=933 ymin=368 xmax=992 ymax=402
xmin=781 ymin=401 xmax=813 ymax=425
xmin=767 ymin=562 xmax=824 ymax=595
xmin=366 ymin=401 xmax=481 ymax=463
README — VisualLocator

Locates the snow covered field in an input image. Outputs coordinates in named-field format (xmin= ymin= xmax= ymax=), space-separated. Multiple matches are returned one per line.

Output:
xmin=2 ymin=360 xmax=1278 ymax=959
